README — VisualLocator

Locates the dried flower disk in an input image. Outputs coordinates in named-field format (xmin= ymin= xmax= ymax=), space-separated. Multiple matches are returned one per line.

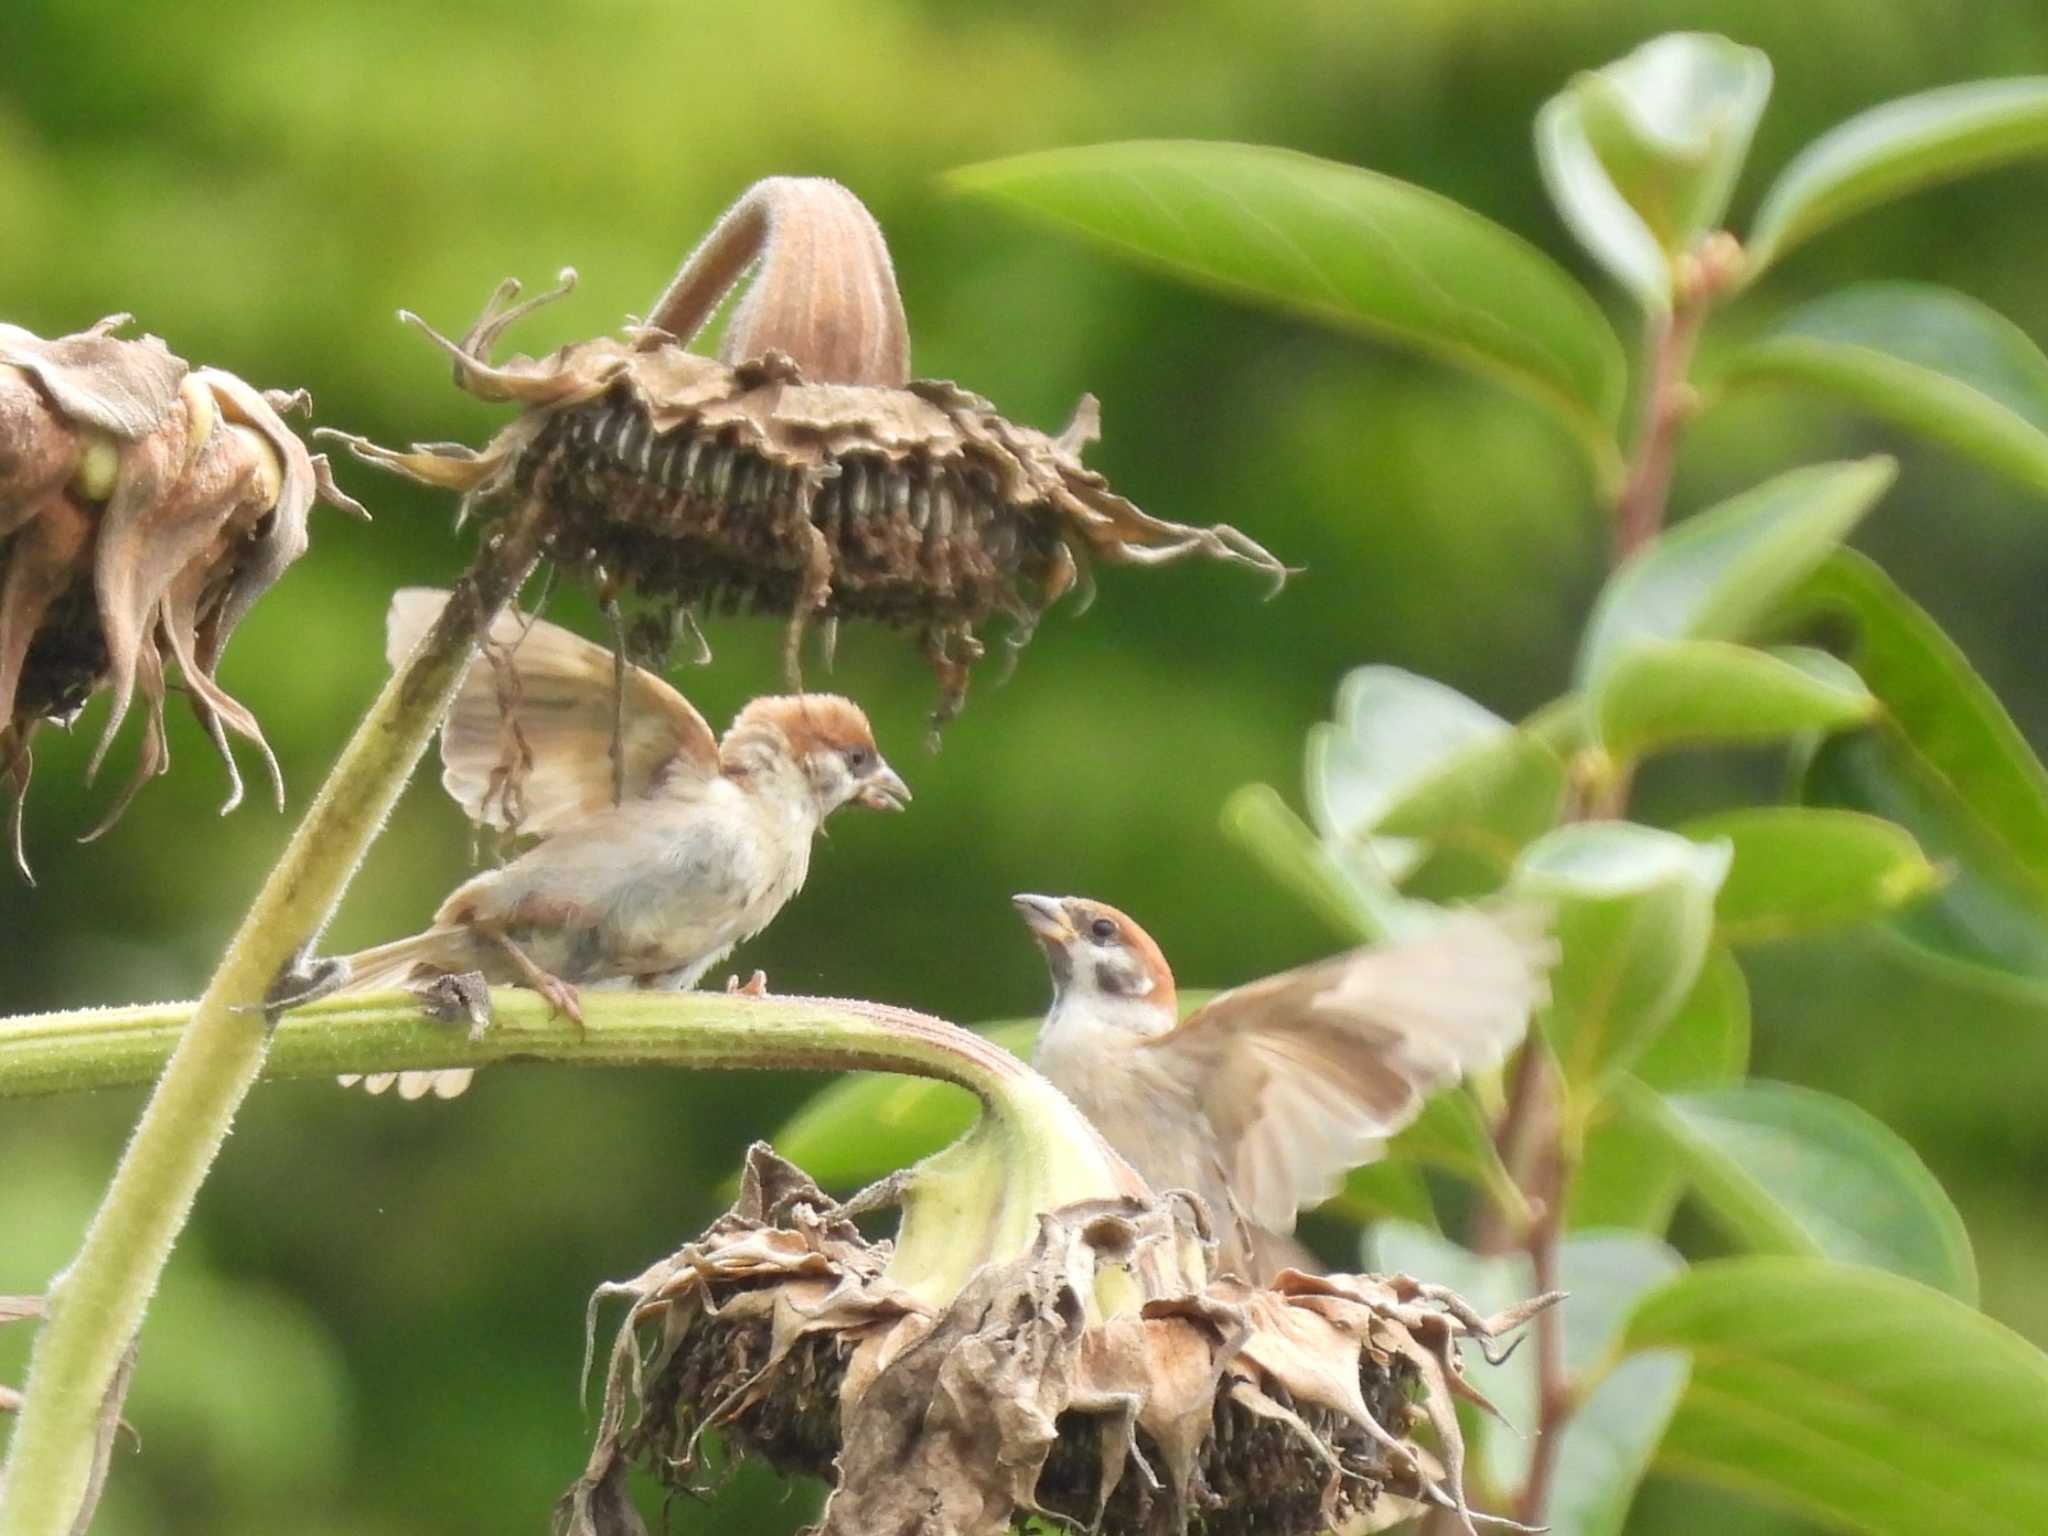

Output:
xmin=564 ymin=1146 xmax=1556 ymax=1536
xmin=326 ymin=178 xmax=1287 ymax=727
xmin=0 ymin=315 xmax=364 ymax=877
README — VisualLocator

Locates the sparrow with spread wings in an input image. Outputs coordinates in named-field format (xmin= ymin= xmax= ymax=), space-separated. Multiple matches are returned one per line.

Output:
xmin=325 ymin=588 xmax=909 ymax=1098
xmin=1013 ymin=894 xmax=1552 ymax=1280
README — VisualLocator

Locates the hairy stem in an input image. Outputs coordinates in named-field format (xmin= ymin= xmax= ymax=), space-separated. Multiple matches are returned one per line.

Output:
xmin=0 ymin=986 xmax=1145 ymax=1291
xmin=0 ymin=504 xmax=550 ymax=1536
xmin=1488 ymin=236 xmax=1744 ymax=1528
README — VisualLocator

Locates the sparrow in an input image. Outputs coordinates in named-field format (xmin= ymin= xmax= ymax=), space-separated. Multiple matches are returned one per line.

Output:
xmin=1013 ymin=894 xmax=1551 ymax=1281
xmin=332 ymin=587 xmax=910 ymax=1099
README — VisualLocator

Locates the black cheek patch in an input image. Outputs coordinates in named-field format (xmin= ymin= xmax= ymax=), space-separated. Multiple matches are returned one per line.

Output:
xmin=1095 ymin=961 xmax=1135 ymax=996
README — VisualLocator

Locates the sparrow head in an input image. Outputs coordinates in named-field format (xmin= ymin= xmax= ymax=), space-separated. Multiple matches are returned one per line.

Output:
xmin=1012 ymin=894 xmax=1177 ymax=1019
xmin=726 ymin=694 xmax=910 ymax=816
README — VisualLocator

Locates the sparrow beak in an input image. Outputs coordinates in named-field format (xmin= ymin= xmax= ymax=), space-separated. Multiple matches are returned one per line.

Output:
xmin=1011 ymin=893 xmax=1075 ymax=945
xmin=856 ymin=763 xmax=912 ymax=812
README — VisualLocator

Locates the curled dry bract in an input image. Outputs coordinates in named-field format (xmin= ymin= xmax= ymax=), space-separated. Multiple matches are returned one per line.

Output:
xmin=0 ymin=317 xmax=362 ymax=877
xmin=562 ymin=1145 xmax=1554 ymax=1536
xmin=327 ymin=177 xmax=1287 ymax=728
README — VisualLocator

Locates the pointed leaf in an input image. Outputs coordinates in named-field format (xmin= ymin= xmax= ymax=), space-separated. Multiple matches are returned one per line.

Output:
xmin=1513 ymin=822 xmax=1731 ymax=1098
xmin=1621 ymin=1079 xmax=1977 ymax=1299
xmin=1594 ymin=639 xmax=1877 ymax=759
xmin=1580 ymin=458 xmax=1896 ymax=694
xmin=1626 ymin=1257 xmax=2048 ymax=1536
xmin=1784 ymin=554 xmax=2048 ymax=985
xmin=1308 ymin=667 xmax=1567 ymax=897
xmin=1222 ymin=782 xmax=1386 ymax=942
xmin=1570 ymin=945 xmax=1750 ymax=1233
xmin=771 ymin=1020 xmax=1035 ymax=1189
xmin=1719 ymin=284 xmax=2048 ymax=494
xmin=1677 ymin=806 xmax=1941 ymax=943
xmin=1538 ymin=32 xmax=1771 ymax=311
xmin=1748 ymin=77 xmax=2048 ymax=273
xmin=948 ymin=140 xmax=1628 ymax=456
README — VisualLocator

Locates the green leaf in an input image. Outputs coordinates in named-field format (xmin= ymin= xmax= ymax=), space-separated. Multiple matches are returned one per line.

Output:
xmin=1677 ymin=806 xmax=1941 ymax=944
xmin=1718 ymin=284 xmax=2048 ymax=495
xmin=1622 ymin=1079 xmax=1977 ymax=1300
xmin=1570 ymin=945 xmax=1750 ymax=1233
xmin=1626 ymin=1257 xmax=2048 ymax=1535
xmin=1307 ymin=667 xmax=1567 ymax=897
xmin=1385 ymin=1088 xmax=1528 ymax=1223
xmin=1325 ymin=1160 xmax=1439 ymax=1231
xmin=1513 ymin=822 xmax=1730 ymax=1099
xmin=1221 ymin=783 xmax=1386 ymax=942
xmin=948 ymin=140 xmax=1628 ymax=458
xmin=1785 ymin=554 xmax=2048 ymax=984
xmin=1748 ymin=77 xmax=2048 ymax=274
xmin=1593 ymin=640 xmax=1877 ymax=760
xmin=1375 ymin=1223 xmax=1687 ymax=1535
xmin=1579 ymin=458 xmax=1896 ymax=695
xmin=771 ymin=1020 xmax=1035 ymax=1189
xmin=1537 ymin=32 xmax=1771 ymax=311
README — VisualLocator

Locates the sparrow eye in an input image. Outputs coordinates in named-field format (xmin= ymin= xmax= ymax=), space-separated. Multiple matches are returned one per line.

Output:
xmin=845 ymin=747 xmax=872 ymax=772
xmin=1088 ymin=917 xmax=1118 ymax=944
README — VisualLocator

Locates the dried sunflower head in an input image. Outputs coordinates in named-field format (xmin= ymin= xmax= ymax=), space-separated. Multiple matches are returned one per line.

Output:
xmin=326 ymin=178 xmax=1287 ymax=728
xmin=0 ymin=316 xmax=364 ymax=877
xmin=562 ymin=1146 xmax=1554 ymax=1536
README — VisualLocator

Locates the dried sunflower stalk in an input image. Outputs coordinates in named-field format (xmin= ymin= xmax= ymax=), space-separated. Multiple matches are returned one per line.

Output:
xmin=0 ymin=316 xmax=363 ymax=877
xmin=562 ymin=1146 xmax=1554 ymax=1536
xmin=326 ymin=178 xmax=1287 ymax=726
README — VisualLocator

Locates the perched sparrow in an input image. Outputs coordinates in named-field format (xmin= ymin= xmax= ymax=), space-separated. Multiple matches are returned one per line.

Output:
xmin=333 ymin=588 xmax=910 ymax=1099
xmin=1013 ymin=894 xmax=1551 ymax=1280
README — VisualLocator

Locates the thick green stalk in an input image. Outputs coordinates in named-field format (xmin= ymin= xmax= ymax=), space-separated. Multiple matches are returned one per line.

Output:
xmin=0 ymin=510 xmax=548 ymax=1536
xmin=0 ymin=986 xmax=1143 ymax=1288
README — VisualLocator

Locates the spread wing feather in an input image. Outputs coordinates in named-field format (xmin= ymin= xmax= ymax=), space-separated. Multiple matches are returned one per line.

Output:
xmin=387 ymin=589 xmax=720 ymax=837
xmin=1149 ymin=906 xmax=1553 ymax=1234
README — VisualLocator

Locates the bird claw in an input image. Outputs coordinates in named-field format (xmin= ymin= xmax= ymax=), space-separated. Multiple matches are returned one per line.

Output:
xmin=409 ymin=970 xmax=493 ymax=1042
xmin=538 ymin=973 xmax=585 ymax=1029
xmin=724 ymin=970 xmax=769 ymax=997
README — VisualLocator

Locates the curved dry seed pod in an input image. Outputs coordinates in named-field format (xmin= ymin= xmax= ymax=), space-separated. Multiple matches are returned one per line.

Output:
xmin=562 ymin=1145 xmax=1554 ymax=1536
xmin=326 ymin=178 xmax=1288 ymax=728
xmin=0 ymin=317 xmax=364 ymax=878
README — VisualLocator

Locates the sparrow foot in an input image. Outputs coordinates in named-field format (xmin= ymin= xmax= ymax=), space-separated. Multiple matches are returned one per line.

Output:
xmin=409 ymin=970 xmax=493 ymax=1042
xmin=724 ymin=970 xmax=770 ymax=997
xmin=536 ymin=972 xmax=585 ymax=1029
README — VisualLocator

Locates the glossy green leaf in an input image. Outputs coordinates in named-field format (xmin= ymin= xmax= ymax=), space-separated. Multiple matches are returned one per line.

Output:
xmin=1375 ymin=1223 xmax=1687 ymax=1534
xmin=1785 ymin=554 xmax=2048 ymax=985
xmin=1719 ymin=284 xmax=2048 ymax=494
xmin=1622 ymin=1079 xmax=1977 ymax=1300
xmin=1626 ymin=1257 xmax=2048 ymax=1535
xmin=1513 ymin=823 xmax=1730 ymax=1098
xmin=770 ymin=1020 xmax=1035 ymax=1190
xmin=1537 ymin=32 xmax=1771 ymax=311
xmin=1384 ymin=1088 xmax=1526 ymax=1221
xmin=1579 ymin=458 xmax=1896 ymax=693
xmin=1677 ymin=806 xmax=1941 ymax=944
xmin=1593 ymin=639 xmax=1876 ymax=759
xmin=1308 ymin=668 xmax=1567 ymax=898
xmin=948 ymin=140 xmax=1628 ymax=455
xmin=1221 ymin=783 xmax=1386 ymax=942
xmin=1748 ymin=77 xmax=2048 ymax=273
xmin=1325 ymin=1160 xmax=1439 ymax=1231
xmin=1570 ymin=945 xmax=1750 ymax=1233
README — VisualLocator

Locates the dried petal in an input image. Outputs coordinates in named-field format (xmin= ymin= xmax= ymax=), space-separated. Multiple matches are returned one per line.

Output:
xmin=0 ymin=319 xmax=358 ymax=873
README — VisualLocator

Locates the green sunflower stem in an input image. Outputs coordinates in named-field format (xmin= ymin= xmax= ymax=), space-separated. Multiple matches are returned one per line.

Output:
xmin=0 ymin=504 xmax=551 ymax=1536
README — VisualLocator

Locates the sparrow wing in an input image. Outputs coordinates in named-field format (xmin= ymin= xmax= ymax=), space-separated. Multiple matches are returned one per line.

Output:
xmin=387 ymin=588 xmax=720 ymax=837
xmin=1146 ymin=906 xmax=1551 ymax=1235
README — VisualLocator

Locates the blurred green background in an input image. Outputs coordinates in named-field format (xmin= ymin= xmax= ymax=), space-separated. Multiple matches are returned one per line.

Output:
xmin=5 ymin=2 xmax=2048 ymax=1532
